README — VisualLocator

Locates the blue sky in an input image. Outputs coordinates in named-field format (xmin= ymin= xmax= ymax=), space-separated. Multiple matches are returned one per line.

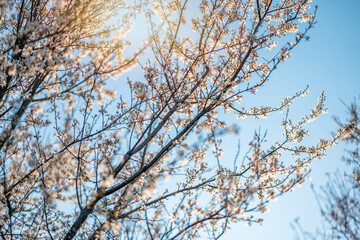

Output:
xmin=111 ymin=0 xmax=359 ymax=238
xmin=223 ymin=0 xmax=360 ymax=239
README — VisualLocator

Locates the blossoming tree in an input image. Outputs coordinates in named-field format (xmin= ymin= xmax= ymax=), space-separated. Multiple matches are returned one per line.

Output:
xmin=0 ymin=0 xmax=354 ymax=239
xmin=293 ymin=100 xmax=360 ymax=240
